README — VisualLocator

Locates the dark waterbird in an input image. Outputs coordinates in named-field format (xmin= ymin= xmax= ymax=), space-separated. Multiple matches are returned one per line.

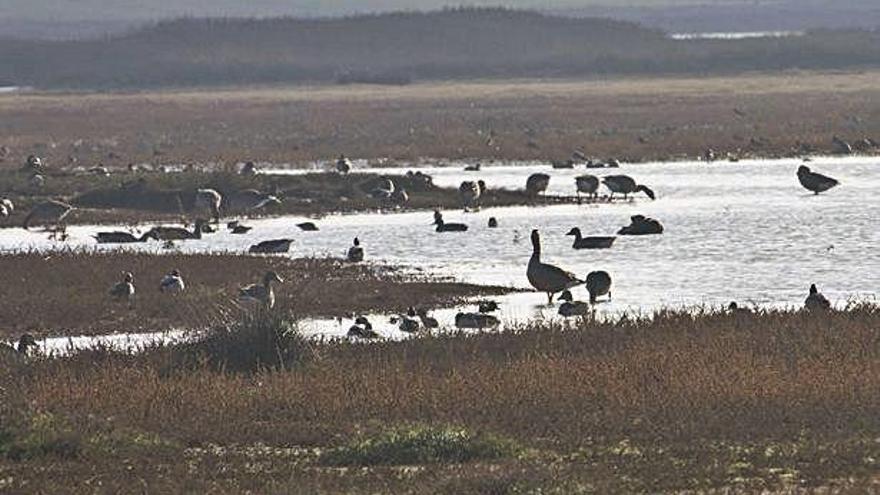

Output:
xmin=797 ymin=165 xmax=839 ymax=194
xmin=565 ymin=228 xmax=615 ymax=249
xmin=526 ymin=229 xmax=584 ymax=304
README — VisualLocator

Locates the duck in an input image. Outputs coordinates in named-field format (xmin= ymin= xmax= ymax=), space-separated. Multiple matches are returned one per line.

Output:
xmin=415 ymin=308 xmax=439 ymax=329
xmin=526 ymin=229 xmax=585 ymax=304
xmin=459 ymin=180 xmax=485 ymax=211
xmin=464 ymin=163 xmax=481 ymax=172
xmin=488 ymin=217 xmax=498 ymax=228
xmin=804 ymin=284 xmax=831 ymax=311
xmin=195 ymin=189 xmax=223 ymax=223
xmin=586 ymin=271 xmax=612 ymax=303
xmin=248 ymin=239 xmax=294 ymax=254
xmin=230 ymin=224 xmax=252 ymax=234
xmin=22 ymin=200 xmax=74 ymax=230
xmin=797 ymin=166 xmax=839 ymax=194
xmin=602 ymin=175 xmax=656 ymax=200
xmin=455 ymin=312 xmax=500 ymax=329
xmin=297 ymin=222 xmax=319 ymax=231
xmin=159 ymin=269 xmax=185 ymax=293
xmin=575 ymin=174 xmax=600 ymax=202
xmin=525 ymin=173 xmax=550 ymax=196
xmin=94 ymin=230 xmax=160 ymax=244
xmin=146 ymin=220 xmax=206 ymax=241
xmin=618 ymin=215 xmax=663 ymax=236
xmin=558 ymin=290 xmax=590 ymax=317
xmin=392 ymin=311 xmax=421 ymax=333
xmin=727 ymin=301 xmax=751 ymax=315
xmin=348 ymin=316 xmax=379 ymax=339
xmin=433 ymin=210 xmax=468 ymax=232
xmin=239 ymin=271 xmax=284 ymax=308
xmin=347 ymin=237 xmax=364 ymax=262
xmin=336 ymin=155 xmax=352 ymax=174
xmin=109 ymin=272 xmax=136 ymax=303
xmin=565 ymin=228 xmax=616 ymax=249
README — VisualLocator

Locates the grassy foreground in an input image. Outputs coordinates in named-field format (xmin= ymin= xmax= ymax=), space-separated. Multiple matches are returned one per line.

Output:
xmin=2 ymin=305 xmax=880 ymax=492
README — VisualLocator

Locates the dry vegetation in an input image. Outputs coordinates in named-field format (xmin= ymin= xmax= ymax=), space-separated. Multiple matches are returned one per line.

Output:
xmin=1 ymin=71 xmax=879 ymax=168
xmin=0 ymin=251 xmax=507 ymax=339
xmin=2 ymin=305 xmax=880 ymax=492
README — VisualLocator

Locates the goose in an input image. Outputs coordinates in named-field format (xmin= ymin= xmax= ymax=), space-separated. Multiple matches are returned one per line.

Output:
xmin=478 ymin=300 xmax=500 ymax=313
xmin=159 ymin=270 xmax=185 ymax=293
xmin=488 ymin=217 xmax=498 ymax=228
xmin=297 ymin=222 xmax=319 ymax=231
xmin=797 ymin=166 xmax=839 ymax=194
xmin=230 ymin=224 xmax=252 ymax=234
xmin=1 ymin=197 xmax=14 ymax=215
xmin=369 ymin=178 xmax=396 ymax=201
xmin=526 ymin=229 xmax=585 ymax=304
xmin=195 ymin=189 xmax=222 ymax=223
xmin=602 ymin=175 xmax=655 ymax=200
xmin=618 ymin=215 xmax=663 ymax=236
xmin=240 ymin=161 xmax=259 ymax=175
xmin=574 ymin=175 xmax=600 ymax=201
xmin=2 ymin=334 xmax=38 ymax=356
xmin=565 ymin=228 xmax=616 ymax=250
xmin=415 ymin=308 xmax=439 ymax=329
xmin=239 ymin=271 xmax=284 ymax=308
xmin=558 ymin=290 xmax=590 ymax=317
xmin=249 ymin=239 xmax=294 ymax=254
xmin=804 ymin=284 xmax=831 ymax=311
xmin=433 ymin=210 xmax=468 ymax=232
xmin=455 ymin=312 xmax=500 ymax=329
xmin=525 ymin=173 xmax=550 ymax=196
xmin=94 ymin=230 xmax=159 ymax=244
xmin=336 ymin=155 xmax=352 ymax=174
xmin=347 ymin=237 xmax=364 ymax=262
xmin=146 ymin=220 xmax=206 ymax=241
xmin=727 ymin=301 xmax=751 ymax=315
xmin=22 ymin=200 xmax=74 ymax=230
xmin=109 ymin=272 xmax=135 ymax=303
xmin=198 ymin=221 xmax=217 ymax=233
xmin=390 ymin=188 xmax=409 ymax=206
xmin=586 ymin=271 xmax=612 ymax=303
xmin=348 ymin=316 xmax=380 ymax=339
xmin=392 ymin=311 xmax=420 ymax=333
xmin=459 ymin=180 xmax=485 ymax=211
xmin=464 ymin=163 xmax=481 ymax=172
xmin=229 ymin=189 xmax=282 ymax=212
xmin=551 ymin=159 xmax=575 ymax=169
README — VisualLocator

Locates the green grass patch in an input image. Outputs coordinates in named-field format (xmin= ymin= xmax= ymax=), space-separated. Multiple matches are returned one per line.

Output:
xmin=0 ymin=413 xmax=82 ymax=461
xmin=319 ymin=424 xmax=521 ymax=466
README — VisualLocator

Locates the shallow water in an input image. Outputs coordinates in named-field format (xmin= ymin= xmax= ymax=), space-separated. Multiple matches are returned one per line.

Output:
xmin=2 ymin=156 xmax=878 ymax=346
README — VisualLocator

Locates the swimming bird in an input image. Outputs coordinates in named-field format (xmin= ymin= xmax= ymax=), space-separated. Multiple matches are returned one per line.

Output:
xmin=195 ymin=189 xmax=222 ymax=223
xmin=230 ymin=224 xmax=252 ymax=234
xmin=526 ymin=229 xmax=585 ymax=304
xmin=94 ymin=230 xmax=159 ymax=244
xmin=455 ymin=312 xmax=500 ymax=329
xmin=159 ymin=269 xmax=185 ymax=293
xmin=565 ymin=228 xmax=616 ymax=249
xmin=433 ymin=210 xmax=468 ymax=232
xmin=488 ymin=217 xmax=498 ymax=228
xmin=146 ymin=220 xmax=206 ymax=241
xmin=348 ymin=316 xmax=379 ymax=339
xmin=464 ymin=163 xmax=481 ymax=172
xmin=336 ymin=155 xmax=352 ymax=174
xmin=239 ymin=271 xmax=284 ymax=308
xmin=297 ymin=222 xmax=319 ymax=231
xmin=459 ymin=180 xmax=485 ymax=211
xmin=248 ymin=239 xmax=294 ymax=254
xmin=797 ymin=166 xmax=839 ymax=194
xmin=22 ymin=200 xmax=74 ymax=230
xmin=109 ymin=272 xmax=135 ymax=304
xmin=558 ymin=290 xmax=590 ymax=317
xmin=586 ymin=271 xmax=612 ymax=303
xmin=575 ymin=174 xmax=600 ymax=202
xmin=347 ymin=237 xmax=364 ymax=262
xmin=415 ymin=308 xmax=439 ymax=329
xmin=551 ymin=159 xmax=575 ymax=169
xmin=618 ymin=215 xmax=663 ymax=236
xmin=602 ymin=175 xmax=655 ymax=200
xmin=525 ymin=173 xmax=550 ymax=197
xmin=804 ymin=284 xmax=831 ymax=311
xmin=478 ymin=300 xmax=500 ymax=313
xmin=229 ymin=189 xmax=282 ymax=212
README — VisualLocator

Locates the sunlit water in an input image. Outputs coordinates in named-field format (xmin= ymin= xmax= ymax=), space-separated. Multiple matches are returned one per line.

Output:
xmin=2 ymin=156 xmax=878 ymax=351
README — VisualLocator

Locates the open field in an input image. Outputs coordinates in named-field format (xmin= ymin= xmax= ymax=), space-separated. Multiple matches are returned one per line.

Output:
xmin=1 ymin=71 xmax=879 ymax=167
xmin=0 ymin=251 xmax=508 ymax=339
xmin=2 ymin=305 xmax=880 ymax=492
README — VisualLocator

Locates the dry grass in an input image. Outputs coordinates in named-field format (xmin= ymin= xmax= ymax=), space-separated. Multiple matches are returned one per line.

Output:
xmin=2 ymin=305 xmax=880 ymax=492
xmin=1 ymin=71 xmax=879 ymax=168
xmin=0 ymin=251 xmax=507 ymax=339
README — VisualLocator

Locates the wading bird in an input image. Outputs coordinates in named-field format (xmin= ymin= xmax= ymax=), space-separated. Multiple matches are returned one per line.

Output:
xmin=602 ymin=175 xmax=655 ymax=200
xmin=797 ymin=166 xmax=839 ymax=194
xmin=526 ymin=230 xmax=584 ymax=304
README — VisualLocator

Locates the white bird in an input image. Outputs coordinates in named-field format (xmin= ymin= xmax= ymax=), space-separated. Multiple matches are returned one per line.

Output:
xmin=109 ymin=272 xmax=136 ymax=304
xmin=239 ymin=271 xmax=284 ymax=308
xmin=160 ymin=269 xmax=185 ymax=293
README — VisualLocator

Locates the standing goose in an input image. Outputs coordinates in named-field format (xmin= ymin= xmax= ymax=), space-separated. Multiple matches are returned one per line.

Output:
xmin=239 ymin=271 xmax=284 ymax=309
xmin=558 ymin=290 xmax=590 ymax=317
xmin=804 ymin=284 xmax=831 ymax=311
xmin=565 ymin=228 xmax=616 ymax=250
xmin=574 ymin=174 xmax=600 ymax=202
xmin=159 ymin=269 xmax=185 ymax=293
xmin=336 ymin=155 xmax=352 ymax=174
xmin=146 ymin=220 xmax=206 ymax=241
xmin=586 ymin=271 xmax=612 ymax=303
xmin=94 ymin=230 xmax=159 ymax=244
xmin=459 ymin=180 xmax=484 ymax=211
xmin=347 ymin=237 xmax=364 ymax=262
xmin=22 ymin=200 xmax=74 ymax=230
xmin=249 ymin=239 xmax=294 ymax=254
xmin=602 ymin=175 xmax=655 ymax=200
xmin=797 ymin=166 xmax=839 ymax=194
xmin=240 ymin=161 xmax=259 ymax=175
xmin=2 ymin=334 xmax=38 ymax=356
xmin=525 ymin=173 xmax=550 ymax=197
xmin=526 ymin=229 xmax=585 ymax=304
xmin=195 ymin=189 xmax=222 ymax=223
xmin=109 ymin=272 xmax=136 ymax=304
xmin=433 ymin=210 xmax=468 ymax=232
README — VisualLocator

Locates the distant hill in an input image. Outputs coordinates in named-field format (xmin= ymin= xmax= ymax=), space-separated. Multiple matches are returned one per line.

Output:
xmin=2 ymin=8 xmax=879 ymax=89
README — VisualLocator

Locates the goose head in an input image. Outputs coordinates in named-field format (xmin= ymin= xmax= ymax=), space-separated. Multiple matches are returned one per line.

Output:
xmin=809 ymin=283 xmax=818 ymax=295
xmin=559 ymin=290 xmax=574 ymax=302
xmin=432 ymin=210 xmax=443 ymax=225
xmin=122 ymin=271 xmax=134 ymax=283
xmin=565 ymin=227 xmax=582 ymax=237
xmin=353 ymin=237 xmax=360 ymax=247
xmin=797 ymin=165 xmax=811 ymax=175
xmin=477 ymin=180 xmax=487 ymax=191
